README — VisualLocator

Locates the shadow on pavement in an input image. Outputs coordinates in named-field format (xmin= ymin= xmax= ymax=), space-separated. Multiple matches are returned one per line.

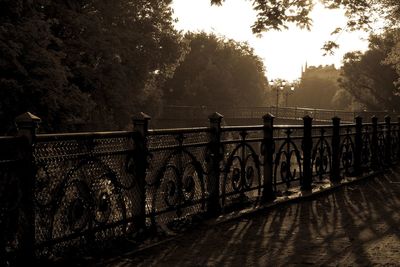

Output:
xmin=84 ymin=168 xmax=400 ymax=266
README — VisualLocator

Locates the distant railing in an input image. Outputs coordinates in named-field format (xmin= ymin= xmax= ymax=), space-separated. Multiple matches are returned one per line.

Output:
xmin=160 ymin=105 xmax=392 ymax=123
xmin=1 ymin=111 xmax=399 ymax=264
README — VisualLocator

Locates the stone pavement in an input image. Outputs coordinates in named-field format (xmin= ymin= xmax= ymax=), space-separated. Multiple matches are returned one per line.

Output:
xmin=96 ymin=168 xmax=400 ymax=267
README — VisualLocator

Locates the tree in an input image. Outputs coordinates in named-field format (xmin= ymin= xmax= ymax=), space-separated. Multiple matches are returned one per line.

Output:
xmin=45 ymin=0 xmax=183 ymax=129
xmin=0 ymin=0 xmax=93 ymax=133
xmin=289 ymin=65 xmax=343 ymax=109
xmin=211 ymin=0 xmax=382 ymax=31
xmin=0 ymin=0 xmax=183 ymax=132
xmin=163 ymin=32 xmax=268 ymax=107
xmin=210 ymin=0 xmax=400 ymax=53
xmin=339 ymin=30 xmax=400 ymax=111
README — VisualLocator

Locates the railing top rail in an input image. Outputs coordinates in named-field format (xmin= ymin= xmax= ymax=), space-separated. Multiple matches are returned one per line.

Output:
xmin=221 ymin=125 xmax=263 ymax=132
xmin=274 ymin=125 xmax=307 ymax=129
xmin=36 ymin=131 xmax=134 ymax=141
xmin=339 ymin=123 xmax=356 ymax=128
xmin=148 ymin=126 xmax=210 ymax=135
xmin=312 ymin=124 xmax=340 ymax=128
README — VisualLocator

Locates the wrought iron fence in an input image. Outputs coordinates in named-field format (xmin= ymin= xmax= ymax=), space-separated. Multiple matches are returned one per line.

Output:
xmin=1 ymin=111 xmax=399 ymax=263
xmin=145 ymin=127 xmax=211 ymax=230
xmin=33 ymin=131 xmax=144 ymax=257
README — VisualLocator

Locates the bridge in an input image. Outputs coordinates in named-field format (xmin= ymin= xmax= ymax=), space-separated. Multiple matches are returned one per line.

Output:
xmin=1 ymin=109 xmax=400 ymax=265
xmin=155 ymin=105 xmax=392 ymax=127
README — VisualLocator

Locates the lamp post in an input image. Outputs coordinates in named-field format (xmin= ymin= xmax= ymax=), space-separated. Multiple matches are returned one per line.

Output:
xmin=284 ymin=85 xmax=295 ymax=107
xmin=269 ymin=79 xmax=287 ymax=115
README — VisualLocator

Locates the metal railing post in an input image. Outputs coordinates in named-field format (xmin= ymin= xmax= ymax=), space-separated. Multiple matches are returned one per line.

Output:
xmin=302 ymin=115 xmax=313 ymax=190
xmin=331 ymin=116 xmax=341 ymax=183
xmin=132 ymin=112 xmax=151 ymax=230
xmin=354 ymin=116 xmax=363 ymax=176
xmin=262 ymin=113 xmax=275 ymax=201
xmin=371 ymin=116 xmax=379 ymax=170
xmin=14 ymin=112 xmax=41 ymax=262
xmin=385 ymin=116 xmax=392 ymax=165
xmin=207 ymin=112 xmax=223 ymax=216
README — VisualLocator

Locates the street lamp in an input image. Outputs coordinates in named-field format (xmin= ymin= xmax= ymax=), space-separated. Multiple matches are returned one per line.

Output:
xmin=284 ymin=85 xmax=295 ymax=107
xmin=269 ymin=79 xmax=288 ymax=116
xmin=269 ymin=79 xmax=286 ymax=108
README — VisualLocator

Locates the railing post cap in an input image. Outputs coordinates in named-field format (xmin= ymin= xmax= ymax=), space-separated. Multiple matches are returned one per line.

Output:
xmin=371 ymin=115 xmax=378 ymax=122
xmin=132 ymin=112 xmax=151 ymax=121
xmin=15 ymin=112 xmax=41 ymax=128
xmin=208 ymin=112 xmax=224 ymax=121
xmin=332 ymin=116 xmax=340 ymax=121
xmin=303 ymin=115 xmax=313 ymax=120
xmin=355 ymin=115 xmax=362 ymax=120
xmin=385 ymin=115 xmax=391 ymax=121
xmin=262 ymin=113 xmax=275 ymax=120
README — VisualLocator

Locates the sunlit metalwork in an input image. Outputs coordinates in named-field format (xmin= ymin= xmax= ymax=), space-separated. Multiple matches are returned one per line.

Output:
xmin=1 ymin=112 xmax=399 ymax=262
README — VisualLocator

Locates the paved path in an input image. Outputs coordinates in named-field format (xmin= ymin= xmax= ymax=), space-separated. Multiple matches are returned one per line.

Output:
xmin=98 ymin=168 xmax=400 ymax=266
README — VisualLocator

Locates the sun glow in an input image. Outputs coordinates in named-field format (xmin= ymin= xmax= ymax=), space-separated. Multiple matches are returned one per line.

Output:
xmin=171 ymin=0 xmax=370 ymax=82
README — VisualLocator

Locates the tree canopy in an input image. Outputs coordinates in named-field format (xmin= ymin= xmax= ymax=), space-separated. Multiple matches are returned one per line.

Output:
xmin=2 ymin=0 xmax=400 ymax=133
xmin=163 ymin=32 xmax=268 ymax=107
xmin=339 ymin=30 xmax=400 ymax=111
xmin=0 ymin=0 xmax=183 ymax=133
xmin=210 ymin=0 xmax=400 ymax=53
xmin=0 ymin=0 xmax=93 ymax=133
xmin=289 ymin=65 xmax=342 ymax=109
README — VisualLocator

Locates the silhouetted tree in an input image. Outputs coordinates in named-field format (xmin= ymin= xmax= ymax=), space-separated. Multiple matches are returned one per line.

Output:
xmin=290 ymin=65 xmax=342 ymax=109
xmin=0 ymin=0 xmax=93 ymax=133
xmin=339 ymin=30 xmax=400 ymax=111
xmin=163 ymin=32 xmax=268 ymax=107
xmin=210 ymin=0 xmax=400 ymax=53
xmin=0 ymin=0 xmax=183 ymax=133
xmin=44 ymin=0 xmax=183 ymax=129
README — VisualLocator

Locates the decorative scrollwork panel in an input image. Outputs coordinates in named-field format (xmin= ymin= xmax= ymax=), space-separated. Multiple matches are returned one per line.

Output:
xmin=339 ymin=127 xmax=355 ymax=176
xmin=312 ymin=128 xmax=331 ymax=181
xmin=146 ymin=131 xmax=209 ymax=231
xmin=377 ymin=125 xmax=386 ymax=165
xmin=273 ymin=128 xmax=302 ymax=191
xmin=220 ymin=129 xmax=262 ymax=209
xmin=361 ymin=126 xmax=372 ymax=169
xmin=33 ymin=134 xmax=141 ymax=256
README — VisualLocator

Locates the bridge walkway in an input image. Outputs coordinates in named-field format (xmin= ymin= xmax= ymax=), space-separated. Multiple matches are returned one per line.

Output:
xmin=96 ymin=167 xmax=400 ymax=266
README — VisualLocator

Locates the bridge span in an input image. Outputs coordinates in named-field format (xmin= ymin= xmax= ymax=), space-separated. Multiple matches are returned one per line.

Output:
xmin=154 ymin=105 xmax=392 ymax=128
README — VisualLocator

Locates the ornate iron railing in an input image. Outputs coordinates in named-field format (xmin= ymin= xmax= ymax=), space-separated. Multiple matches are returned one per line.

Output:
xmin=220 ymin=125 xmax=264 ymax=209
xmin=32 ymin=131 xmax=144 ymax=256
xmin=145 ymin=127 xmax=210 ymax=230
xmin=1 ymin=112 xmax=399 ymax=264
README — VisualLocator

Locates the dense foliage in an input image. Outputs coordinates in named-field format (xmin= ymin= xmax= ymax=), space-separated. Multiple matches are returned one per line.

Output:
xmin=2 ymin=0 xmax=400 ymax=133
xmin=163 ymin=32 xmax=268 ymax=107
xmin=0 ymin=0 xmax=93 ymax=133
xmin=0 ymin=0 xmax=182 ymax=133
xmin=339 ymin=30 xmax=400 ymax=111
xmin=211 ymin=0 xmax=400 ymax=51
xmin=290 ymin=65 xmax=342 ymax=109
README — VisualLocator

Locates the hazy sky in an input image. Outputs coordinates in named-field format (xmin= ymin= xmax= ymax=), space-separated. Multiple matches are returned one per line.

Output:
xmin=171 ymin=0 xmax=371 ymax=82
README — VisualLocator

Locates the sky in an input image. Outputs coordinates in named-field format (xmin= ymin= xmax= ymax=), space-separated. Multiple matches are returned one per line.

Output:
xmin=171 ymin=0 xmax=371 ymax=82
